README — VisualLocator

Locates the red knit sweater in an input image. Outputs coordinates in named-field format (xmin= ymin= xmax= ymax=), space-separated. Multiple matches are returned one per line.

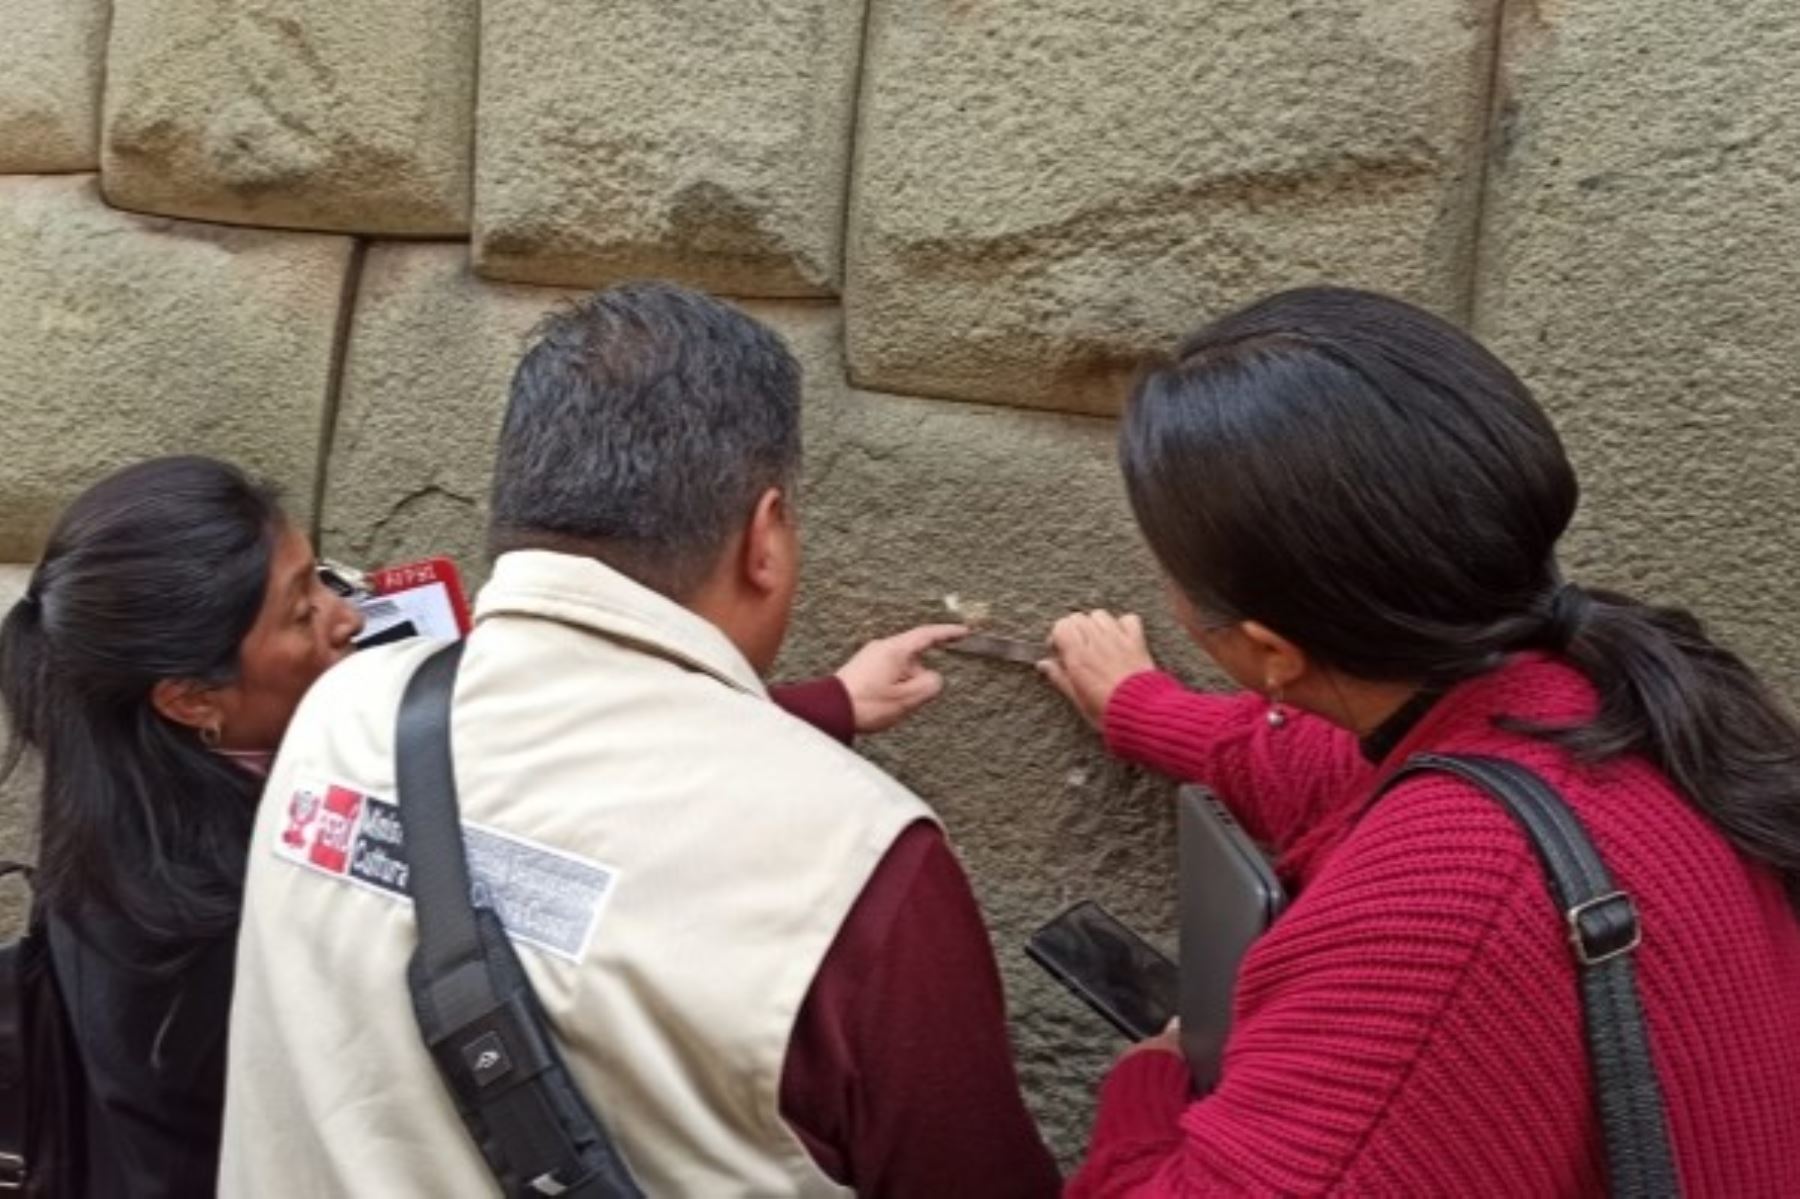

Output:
xmin=1068 ymin=654 xmax=1800 ymax=1197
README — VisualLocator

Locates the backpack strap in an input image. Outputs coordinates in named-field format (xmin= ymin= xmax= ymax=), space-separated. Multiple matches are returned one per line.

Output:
xmin=1381 ymin=754 xmax=1679 ymax=1198
xmin=397 ymin=641 xmax=644 ymax=1198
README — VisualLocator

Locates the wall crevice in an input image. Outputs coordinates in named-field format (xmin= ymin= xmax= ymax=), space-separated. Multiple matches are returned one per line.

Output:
xmin=834 ymin=0 xmax=879 ymax=364
xmin=309 ymin=235 xmax=367 ymax=548
xmin=1460 ymin=0 xmax=1511 ymax=329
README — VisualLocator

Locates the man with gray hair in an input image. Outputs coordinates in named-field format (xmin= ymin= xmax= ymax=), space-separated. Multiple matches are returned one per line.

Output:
xmin=219 ymin=283 xmax=1059 ymax=1196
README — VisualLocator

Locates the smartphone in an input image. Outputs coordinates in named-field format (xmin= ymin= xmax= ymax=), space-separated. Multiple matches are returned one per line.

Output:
xmin=1178 ymin=784 xmax=1287 ymax=1091
xmin=1026 ymin=900 xmax=1179 ymax=1041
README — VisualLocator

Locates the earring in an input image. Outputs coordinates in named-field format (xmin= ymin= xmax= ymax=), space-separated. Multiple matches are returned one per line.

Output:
xmin=1264 ymin=685 xmax=1287 ymax=729
xmin=200 ymin=724 xmax=222 ymax=748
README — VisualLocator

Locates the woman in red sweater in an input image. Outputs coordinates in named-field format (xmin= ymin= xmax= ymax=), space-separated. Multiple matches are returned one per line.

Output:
xmin=1042 ymin=287 xmax=1800 ymax=1196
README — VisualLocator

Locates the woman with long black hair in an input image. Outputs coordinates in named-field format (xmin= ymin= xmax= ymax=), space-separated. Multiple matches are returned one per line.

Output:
xmin=1 ymin=453 xmax=969 ymax=1196
xmin=1044 ymin=288 xmax=1800 ymax=1195
xmin=0 ymin=456 xmax=363 ymax=1196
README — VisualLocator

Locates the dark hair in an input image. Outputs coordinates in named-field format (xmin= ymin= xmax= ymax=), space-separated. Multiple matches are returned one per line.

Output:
xmin=1122 ymin=285 xmax=1800 ymax=902
xmin=489 ymin=281 xmax=803 ymax=598
xmin=0 ymin=456 xmax=282 ymax=948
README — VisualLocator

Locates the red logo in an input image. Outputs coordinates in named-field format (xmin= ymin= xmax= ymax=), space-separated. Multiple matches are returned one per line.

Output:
xmin=309 ymin=786 xmax=364 ymax=874
xmin=282 ymin=788 xmax=321 ymax=850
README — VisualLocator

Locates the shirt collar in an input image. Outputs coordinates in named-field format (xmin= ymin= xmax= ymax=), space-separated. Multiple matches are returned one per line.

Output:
xmin=473 ymin=550 xmax=768 ymax=700
xmin=1358 ymin=687 xmax=1443 ymax=765
xmin=214 ymin=748 xmax=275 ymax=778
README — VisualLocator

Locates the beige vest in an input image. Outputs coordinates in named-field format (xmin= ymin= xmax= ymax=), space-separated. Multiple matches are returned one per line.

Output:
xmin=219 ymin=551 xmax=931 ymax=1197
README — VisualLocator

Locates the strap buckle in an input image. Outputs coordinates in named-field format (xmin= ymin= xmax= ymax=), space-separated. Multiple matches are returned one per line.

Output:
xmin=0 ymin=1150 xmax=27 ymax=1190
xmin=1567 ymin=891 xmax=1641 ymax=965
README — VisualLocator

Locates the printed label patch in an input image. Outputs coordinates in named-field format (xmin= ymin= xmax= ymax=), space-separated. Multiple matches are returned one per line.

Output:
xmin=275 ymin=780 xmax=615 ymax=962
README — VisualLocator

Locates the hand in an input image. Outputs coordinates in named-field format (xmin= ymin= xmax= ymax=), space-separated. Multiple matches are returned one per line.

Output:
xmin=835 ymin=624 xmax=969 ymax=734
xmin=1040 ymin=610 xmax=1156 ymax=730
xmin=1120 ymin=1018 xmax=1183 ymax=1063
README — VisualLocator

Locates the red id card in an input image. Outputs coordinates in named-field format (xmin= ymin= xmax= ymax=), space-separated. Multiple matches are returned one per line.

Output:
xmin=354 ymin=556 xmax=473 ymax=645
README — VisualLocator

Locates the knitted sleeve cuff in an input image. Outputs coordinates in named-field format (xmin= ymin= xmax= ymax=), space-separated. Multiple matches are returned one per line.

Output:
xmin=1089 ymin=1049 xmax=1192 ymax=1150
xmin=1103 ymin=669 xmax=1202 ymax=768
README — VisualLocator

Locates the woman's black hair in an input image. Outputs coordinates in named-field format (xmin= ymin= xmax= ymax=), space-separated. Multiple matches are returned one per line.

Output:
xmin=0 ymin=456 xmax=282 ymax=949
xmin=1121 ymin=285 xmax=1800 ymax=903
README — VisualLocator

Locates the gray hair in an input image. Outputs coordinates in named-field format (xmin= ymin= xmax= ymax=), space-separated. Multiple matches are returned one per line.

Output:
xmin=489 ymin=282 xmax=803 ymax=598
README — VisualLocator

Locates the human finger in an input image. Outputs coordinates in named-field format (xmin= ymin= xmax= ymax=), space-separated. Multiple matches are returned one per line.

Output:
xmin=1049 ymin=612 xmax=1093 ymax=654
xmin=895 ymin=668 xmax=945 ymax=705
xmin=887 ymin=623 xmax=971 ymax=660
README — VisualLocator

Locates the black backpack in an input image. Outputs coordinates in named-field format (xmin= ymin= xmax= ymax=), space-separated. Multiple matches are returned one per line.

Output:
xmin=0 ymin=861 xmax=88 ymax=1197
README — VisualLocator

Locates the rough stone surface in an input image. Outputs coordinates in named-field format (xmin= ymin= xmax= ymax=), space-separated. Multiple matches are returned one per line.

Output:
xmin=0 ymin=566 xmax=39 ymax=941
xmin=0 ymin=0 xmax=108 ymax=172
xmin=10 ymin=0 xmax=1800 ymax=1162
xmin=473 ymin=0 xmax=864 ymax=296
xmin=0 ymin=175 xmax=352 ymax=560
xmin=1474 ymin=0 xmax=1800 ymax=700
xmin=326 ymin=289 xmax=1209 ymax=1159
xmin=101 ymin=0 xmax=475 ymax=234
xmin=319 ymin=243 xmax=574 ymax=578
xmin=777 ymin=307 xmax=1211 ymax=1162
xmin=847 ymin=0 xmax=1496 ymax=415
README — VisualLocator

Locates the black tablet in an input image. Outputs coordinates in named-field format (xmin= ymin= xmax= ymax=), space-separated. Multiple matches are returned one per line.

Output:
xmin=1178 ymin=784 xmax=1287 ymax=1091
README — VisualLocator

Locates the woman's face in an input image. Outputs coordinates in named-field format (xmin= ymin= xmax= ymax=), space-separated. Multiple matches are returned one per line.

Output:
xmin=213 ymin=523 xmax=364 ymax=750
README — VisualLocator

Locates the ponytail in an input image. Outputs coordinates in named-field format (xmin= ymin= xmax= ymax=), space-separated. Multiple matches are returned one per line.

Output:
xmin=0 ymin=589 xmax=49 ymax=786
xmin=0 ymin=457 xmax=280 ymax=952
xmin=1525 ymin=583 xmax=1800 ymax=903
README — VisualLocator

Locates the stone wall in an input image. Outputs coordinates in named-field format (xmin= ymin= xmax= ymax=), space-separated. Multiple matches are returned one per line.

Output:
xmin=4 ymin=0 xmax=1799 ymax=1161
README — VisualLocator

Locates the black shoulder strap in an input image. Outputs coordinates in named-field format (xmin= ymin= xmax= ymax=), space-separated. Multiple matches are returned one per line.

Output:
xmin=1382 ymin=754 xmax=1680 ymax=1198
xmin=397 ymin=641 xmax=644 ymax=1198
xmin=396 ymin=642 xmax=489 ymax=1021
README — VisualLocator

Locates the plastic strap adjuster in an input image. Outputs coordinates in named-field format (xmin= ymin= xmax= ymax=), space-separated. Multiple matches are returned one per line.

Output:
xmin=1567 ymin=890 xmax=1641 ymax=966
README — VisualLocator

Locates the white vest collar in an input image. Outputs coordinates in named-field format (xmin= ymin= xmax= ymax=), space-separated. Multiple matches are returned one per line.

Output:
xmin=474 ymin=550 xmax=768 ymax=700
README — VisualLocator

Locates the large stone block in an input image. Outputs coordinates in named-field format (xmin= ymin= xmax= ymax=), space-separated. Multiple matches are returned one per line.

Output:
xmin=473 ymin=1 xmax=864 ymax=296
xmin=1474 ymin=0 xmax=1800 ymax=699
xmin=101 ymin=0 xmax=475 ymax=235
xmin=320 ymin=243 xmax=572 ymax=578
xmin=324 ymin=287 xmax=1209 ymax=1158
xmin=0 ymin=0 xmax=107 ymax=172
xmin=847 ymin=0 xmax=1495 ymax=415
xmin=0 ymin=175 xmax=352 ymax=559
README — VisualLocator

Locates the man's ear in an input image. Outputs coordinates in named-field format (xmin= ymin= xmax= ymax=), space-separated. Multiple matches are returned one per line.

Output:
xmin=150 ymin=677 xmax=226 ymax=735
xmin=739 ymin=486 xmax=793 ymax=596
xmin=1238 ymin=620 xmax=1308 ymax=694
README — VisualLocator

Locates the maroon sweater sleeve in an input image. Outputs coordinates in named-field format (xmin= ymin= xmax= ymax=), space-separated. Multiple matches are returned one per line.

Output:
xmin=1103 ymin=670 xmax=1370 ymax=853
xmin=771 ymin=677 xmax=857 ymax=745
xmin=1064 ymin=1052 xmax=1191 ymax=1199
xmin=780 ymin=822 xmax=1061 ymax=1198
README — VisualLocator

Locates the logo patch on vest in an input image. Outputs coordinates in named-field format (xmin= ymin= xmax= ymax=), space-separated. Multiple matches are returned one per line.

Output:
xmin=274 ymin=780 xmax=617 ymax=963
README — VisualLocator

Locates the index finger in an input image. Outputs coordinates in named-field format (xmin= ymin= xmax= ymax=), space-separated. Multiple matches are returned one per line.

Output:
xmin=887 ymin=623 xmax=972 ymax=658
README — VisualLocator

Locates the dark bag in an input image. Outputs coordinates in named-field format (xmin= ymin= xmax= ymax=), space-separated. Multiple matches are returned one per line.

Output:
xmin=396 ymin=641 xmax=645 ymax=1199
xmin=0 ymin=862 xmax=87 ymax=1197
xmin=1379 ymin=754 xmax=1680 ymax=1199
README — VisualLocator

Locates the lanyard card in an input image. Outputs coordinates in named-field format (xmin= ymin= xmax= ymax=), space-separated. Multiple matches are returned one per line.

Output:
xmin=354 ymin=557 xmax=473 ymax=648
